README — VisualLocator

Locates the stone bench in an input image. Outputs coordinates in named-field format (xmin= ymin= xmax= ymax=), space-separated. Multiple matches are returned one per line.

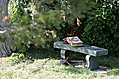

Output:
xmin=54 ymin=41 xmax=108 ymax=70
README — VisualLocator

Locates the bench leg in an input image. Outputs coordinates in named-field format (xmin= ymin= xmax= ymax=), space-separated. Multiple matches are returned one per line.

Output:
xmin=60 ymin=50 xmax=70 ymax=65
xmin=85 ymin=55 xmax=100 ymax=70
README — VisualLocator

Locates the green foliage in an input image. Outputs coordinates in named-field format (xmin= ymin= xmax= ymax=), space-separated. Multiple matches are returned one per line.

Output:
xmin=69 ymin=0 xmax=96 ymax=17
xmin=9 ymin=53 xmax=26 ymax=64
xmin=83 ymin=0 xmax=119 ymax=56
xmin=9 ymin=0 xmax=87 ymax=53
xmin=8 ymin=0 xmax=99 ymax=53
xmin=9 ymin=0 xmax=65 ymax=52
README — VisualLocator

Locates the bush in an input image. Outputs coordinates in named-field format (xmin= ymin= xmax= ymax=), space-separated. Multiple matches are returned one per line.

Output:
xmin=9 ymin=53 xmax=26 ymax=64
xmin=9 ymin=0 xmax=84 ymax=53
xmin=83 ymin=1 xmax=119 ymax=56
xmin=9 ymin=0 xmax=65 ymax=52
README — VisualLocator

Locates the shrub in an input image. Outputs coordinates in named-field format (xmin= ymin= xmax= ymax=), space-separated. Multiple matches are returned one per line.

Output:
xmin=9 ymin=53 xmax=26 ymax=64
xmin=9 ymin=0 xmax=66 ymax=52
xmin=9 ymin=0 xmax=84 ymax=53
xmin=83 ymin=1 xmax=119 ymax=56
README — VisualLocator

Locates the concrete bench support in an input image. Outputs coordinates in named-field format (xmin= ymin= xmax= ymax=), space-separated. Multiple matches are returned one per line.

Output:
xmin=85 ymin=55 xmax=100 ymax=70
xmin=60 ymin=49 xmax=70 ymax=64
xmin=54 ymin=41 xmax=108 ymax=70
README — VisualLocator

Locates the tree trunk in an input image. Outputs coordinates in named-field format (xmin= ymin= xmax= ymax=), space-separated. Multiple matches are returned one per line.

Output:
xmin=0 ymin=0 xmax=12 ymax=57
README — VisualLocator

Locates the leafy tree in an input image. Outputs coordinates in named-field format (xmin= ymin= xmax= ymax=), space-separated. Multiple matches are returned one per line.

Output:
xmin=0 ymin=0 xmax=101 ymax=57
xmin=8 ymin=0 xmax=96 ymax=54
xmin=8 ymin=0 xmax=69 ymax=53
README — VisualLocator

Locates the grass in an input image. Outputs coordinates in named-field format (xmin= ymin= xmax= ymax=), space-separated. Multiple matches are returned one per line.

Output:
xmin=0 ymin=48 xmax=119 ymax=79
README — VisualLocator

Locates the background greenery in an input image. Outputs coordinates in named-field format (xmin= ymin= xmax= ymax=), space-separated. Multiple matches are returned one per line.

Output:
xmin=8 ymin=0 xmax=119 ymax=57
xmin=82 ymin=0 xmax=119 ymax=56
xmin=8 ymin=0 xmax=96 ymax=52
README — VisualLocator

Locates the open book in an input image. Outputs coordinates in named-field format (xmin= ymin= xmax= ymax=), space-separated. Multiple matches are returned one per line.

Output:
xmin=66 ymin=36 xmax=83 ymax=47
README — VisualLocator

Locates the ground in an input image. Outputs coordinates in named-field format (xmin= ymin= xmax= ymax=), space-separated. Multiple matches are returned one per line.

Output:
xmin=0 ymin=48 xmax=119 ymax=79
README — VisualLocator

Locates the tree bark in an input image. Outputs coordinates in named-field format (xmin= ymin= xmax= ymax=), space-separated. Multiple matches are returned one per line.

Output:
xmin=0 ymin=0 xmax=12 ymax=57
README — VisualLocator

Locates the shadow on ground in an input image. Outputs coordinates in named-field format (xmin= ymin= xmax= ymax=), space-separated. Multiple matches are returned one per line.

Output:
xmin=26 ymin=47 xmax=85 ymax=60
xmin=26 ymin=48 xmax=60 ymax=60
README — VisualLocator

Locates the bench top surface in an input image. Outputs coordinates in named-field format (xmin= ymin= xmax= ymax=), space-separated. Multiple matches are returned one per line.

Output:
xmin=54 ymin=41 xmax=108 ymax=56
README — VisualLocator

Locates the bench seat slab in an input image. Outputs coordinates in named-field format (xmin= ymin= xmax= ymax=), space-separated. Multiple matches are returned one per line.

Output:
xmin=54 ymin=41 xmax=108 ymax=70
xmin=54 ymin=41 xmax=108 ymax=57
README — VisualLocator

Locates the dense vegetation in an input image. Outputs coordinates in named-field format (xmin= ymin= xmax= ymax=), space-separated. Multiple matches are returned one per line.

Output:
xmin=8 ymin=0 xmax=96 ymax=52
xmin=83 ymin=1 xmax=119 ymax=56
xmin=7 ymin=0 xmax=119 ymax=56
